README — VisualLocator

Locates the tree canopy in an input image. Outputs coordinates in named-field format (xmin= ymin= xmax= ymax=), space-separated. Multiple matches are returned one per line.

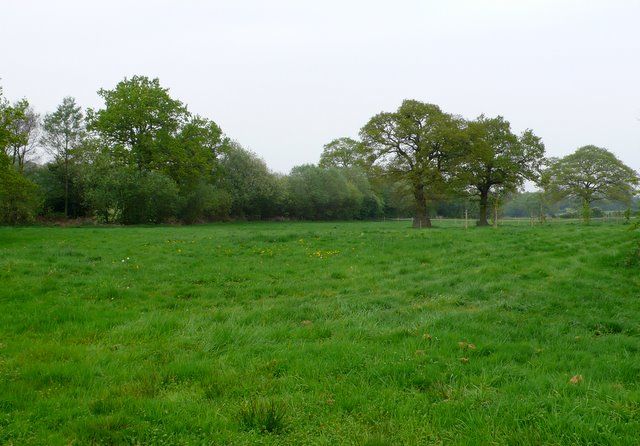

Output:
xmin=462 ymin=115 xmax=545 ymax=225
xmin=360 ymin=99 xmax=465 ymax=228
xmin=41 ymin=97 xmax=85 ymax=217
xmin=543 ymin=145 xmax=639 ymax=221
xmin=0 ymin=88 xmax=41 ymax=223
xmin=87 ymin=75 xmax=188 ymax=171
xmin=319 ymin=137 xmax=373 ymax=170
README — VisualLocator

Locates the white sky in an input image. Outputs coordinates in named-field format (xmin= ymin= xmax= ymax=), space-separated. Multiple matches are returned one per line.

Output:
xmin=1 ymin=0 xmax=639 ymax=174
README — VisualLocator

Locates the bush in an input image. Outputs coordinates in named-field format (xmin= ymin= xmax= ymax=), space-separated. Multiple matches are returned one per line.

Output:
xmin=85 ymin=167 xmax=180 ymax=224
xmin=286 ymin=165 xmax=372 ymax=220
xmin=218 ymin=144 xmax=286 ymax=219
xmin=0 ymin=165 xmax=41 ymax=224
xmin=179 ymin=181 xmax=232 ymax=223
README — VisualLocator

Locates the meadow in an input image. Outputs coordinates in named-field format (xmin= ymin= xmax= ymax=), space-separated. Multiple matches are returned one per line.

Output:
xmin=0 ymin=220 xmax=639 ymax=445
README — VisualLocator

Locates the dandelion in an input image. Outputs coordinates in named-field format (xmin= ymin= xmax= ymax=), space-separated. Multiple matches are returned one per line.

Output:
xmin=308 ymin=249 xmax=340 ymax=259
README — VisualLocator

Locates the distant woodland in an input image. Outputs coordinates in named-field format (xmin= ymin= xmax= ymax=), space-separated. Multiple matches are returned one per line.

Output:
xmin=1 ymin=76 xmax=638 ymax=226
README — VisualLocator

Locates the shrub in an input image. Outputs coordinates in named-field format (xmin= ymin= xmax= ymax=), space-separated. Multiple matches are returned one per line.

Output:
xmin=0 ymin=164 xmax=41 ymax=224
xmin=85 ymin=167 xmax=179 ymax=224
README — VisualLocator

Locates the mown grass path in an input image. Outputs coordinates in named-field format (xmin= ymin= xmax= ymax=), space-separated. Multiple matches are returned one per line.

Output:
xmin=1 ymin=221 xmax=639 ymax=445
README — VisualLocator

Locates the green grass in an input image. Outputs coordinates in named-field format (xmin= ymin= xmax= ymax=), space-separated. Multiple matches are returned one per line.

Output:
xmin=1 ymin=220 xmax=639 ymax=445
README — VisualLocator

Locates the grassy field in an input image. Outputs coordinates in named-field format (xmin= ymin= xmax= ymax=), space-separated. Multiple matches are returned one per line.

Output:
xmin=1 ymin=220 xmax=639 ymax=445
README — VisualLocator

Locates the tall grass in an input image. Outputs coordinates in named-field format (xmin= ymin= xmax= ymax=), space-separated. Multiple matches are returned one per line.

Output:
xmin=0 ymin=220 xmax=638 ymax=445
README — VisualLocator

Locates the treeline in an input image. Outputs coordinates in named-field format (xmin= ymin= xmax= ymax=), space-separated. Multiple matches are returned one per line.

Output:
xmin=1 ymin=78 xmax=638 ymax=225
xmin=0 ymin=77 xmax=386 ymax=224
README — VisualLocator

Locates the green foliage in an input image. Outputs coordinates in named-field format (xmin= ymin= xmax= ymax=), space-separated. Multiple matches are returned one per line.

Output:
xmin=502 ymin=192 xmax=549 ymax=218
xmin=41 ymin=97 xmax=84 ymax=160
xmin=87 ymin=75 xmax=188 ymax=171
xmin=544 ymin=145 xmax=639 ymax=222
xmin=2 ymin=100 xmax=39 ymax=171
xmin=41 ymin=96 xmax=86 ymax=217
xmin=378 ymin=178 xmax=416 ymax=217
xmin=86 ymin=76 xmax=227 ymax=223
xmin=85 ymin=165 xmax=179 ymax=224
xmin=319 ymin=137 xmax=374 ymax=170
xmin=341 ymin=168 xmax=384 ymax=218
xmin=360 ymin=100 xmax=466 ymax=228
xmin=286 ymin=164 xmax=369 ymax=219
xmin=166 ymin=115 xmax=225 ymax=187
xmin=27 ymin=160 xmax=91 ymax=218
xmin=0 ymin=163 xmax=41 ymax=224
xmin=179 ymin=180 xmax=232 ymax=223
xmin=218 ymin=143 xmax=286 ymax=219
xmin=0 ymin=89 xmax=41 ymax=223
xmin=0 ymin=95 xmax=30 ymax=162
xmin=463 ymin=115 xmax=545 ymax=225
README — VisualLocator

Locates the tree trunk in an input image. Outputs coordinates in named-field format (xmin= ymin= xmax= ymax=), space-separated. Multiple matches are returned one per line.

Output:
xmin=64 ymin=157 xmax=69 ymax=218
xmin=477 ymin=188 xmax=490 ymax=226
xmin=581 ymin=199 xmax=591 ymax=224
xmin=412 ymin=183 xmax=431 ymax=228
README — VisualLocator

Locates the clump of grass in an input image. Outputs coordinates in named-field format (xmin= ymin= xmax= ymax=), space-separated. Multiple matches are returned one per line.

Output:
xmin=623 ymin=241 xmax=640 ymax=266
xmin=238 ymin=399 xmax=288 ymax=434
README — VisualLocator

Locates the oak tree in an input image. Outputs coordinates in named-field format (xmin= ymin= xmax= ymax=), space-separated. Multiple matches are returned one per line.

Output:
xmin=360 ymin=99 xmax=465 ymax=228
xmin=543 ymin=145 xmax=639 ymax=222
xmin=463 ymin=115 xmax=545 ymax=226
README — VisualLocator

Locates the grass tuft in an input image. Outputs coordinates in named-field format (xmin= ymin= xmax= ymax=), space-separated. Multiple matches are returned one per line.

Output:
xmin=238 ymin=399 xmax=288 ymax=434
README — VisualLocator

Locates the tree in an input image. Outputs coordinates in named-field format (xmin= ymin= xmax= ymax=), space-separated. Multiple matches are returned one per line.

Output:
xmin=0 ymin=88 xmax=41 ymax=223
xmin=84 ymin=163 xmax=179 ymax=224
xmin=168 ymin=116 xmax=229 ymax=222
xmin=41 ymin=97 xmax=85 ymax=217
xmin=87 ymin=75 xmax=188 ymax=171
xmin=543 ymin=145 xmax=639 ymax=222
xmin=462 ymin=115 xmax=545 ymax=226
xmin=286 ymin=165 xmax=365 ymax=220
xmin=0 ymin=163 xmax=40 ymax=224
xmin=167 ymin=115 xmax=225 ymax=188
xmin=5 ymin=100 xmax=40 ymax=171
xmin=319 ymin=137 xmax=374 ymax=170
xmin=340 ymin=168 xmax=384 ymax=218
xmin=87 ymin=76 xmax=228 ymax=223
xmin=360 ymin=99 xmax=465 ymax=228
xmin=218 ymin=142 xmax=285 ymax=219
xmin=0 ymin=93 xmax=28 ymax=161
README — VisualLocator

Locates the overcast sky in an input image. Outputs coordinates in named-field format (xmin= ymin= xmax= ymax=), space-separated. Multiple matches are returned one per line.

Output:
xmin=2 ymin=0 xmax=639 ymax=174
